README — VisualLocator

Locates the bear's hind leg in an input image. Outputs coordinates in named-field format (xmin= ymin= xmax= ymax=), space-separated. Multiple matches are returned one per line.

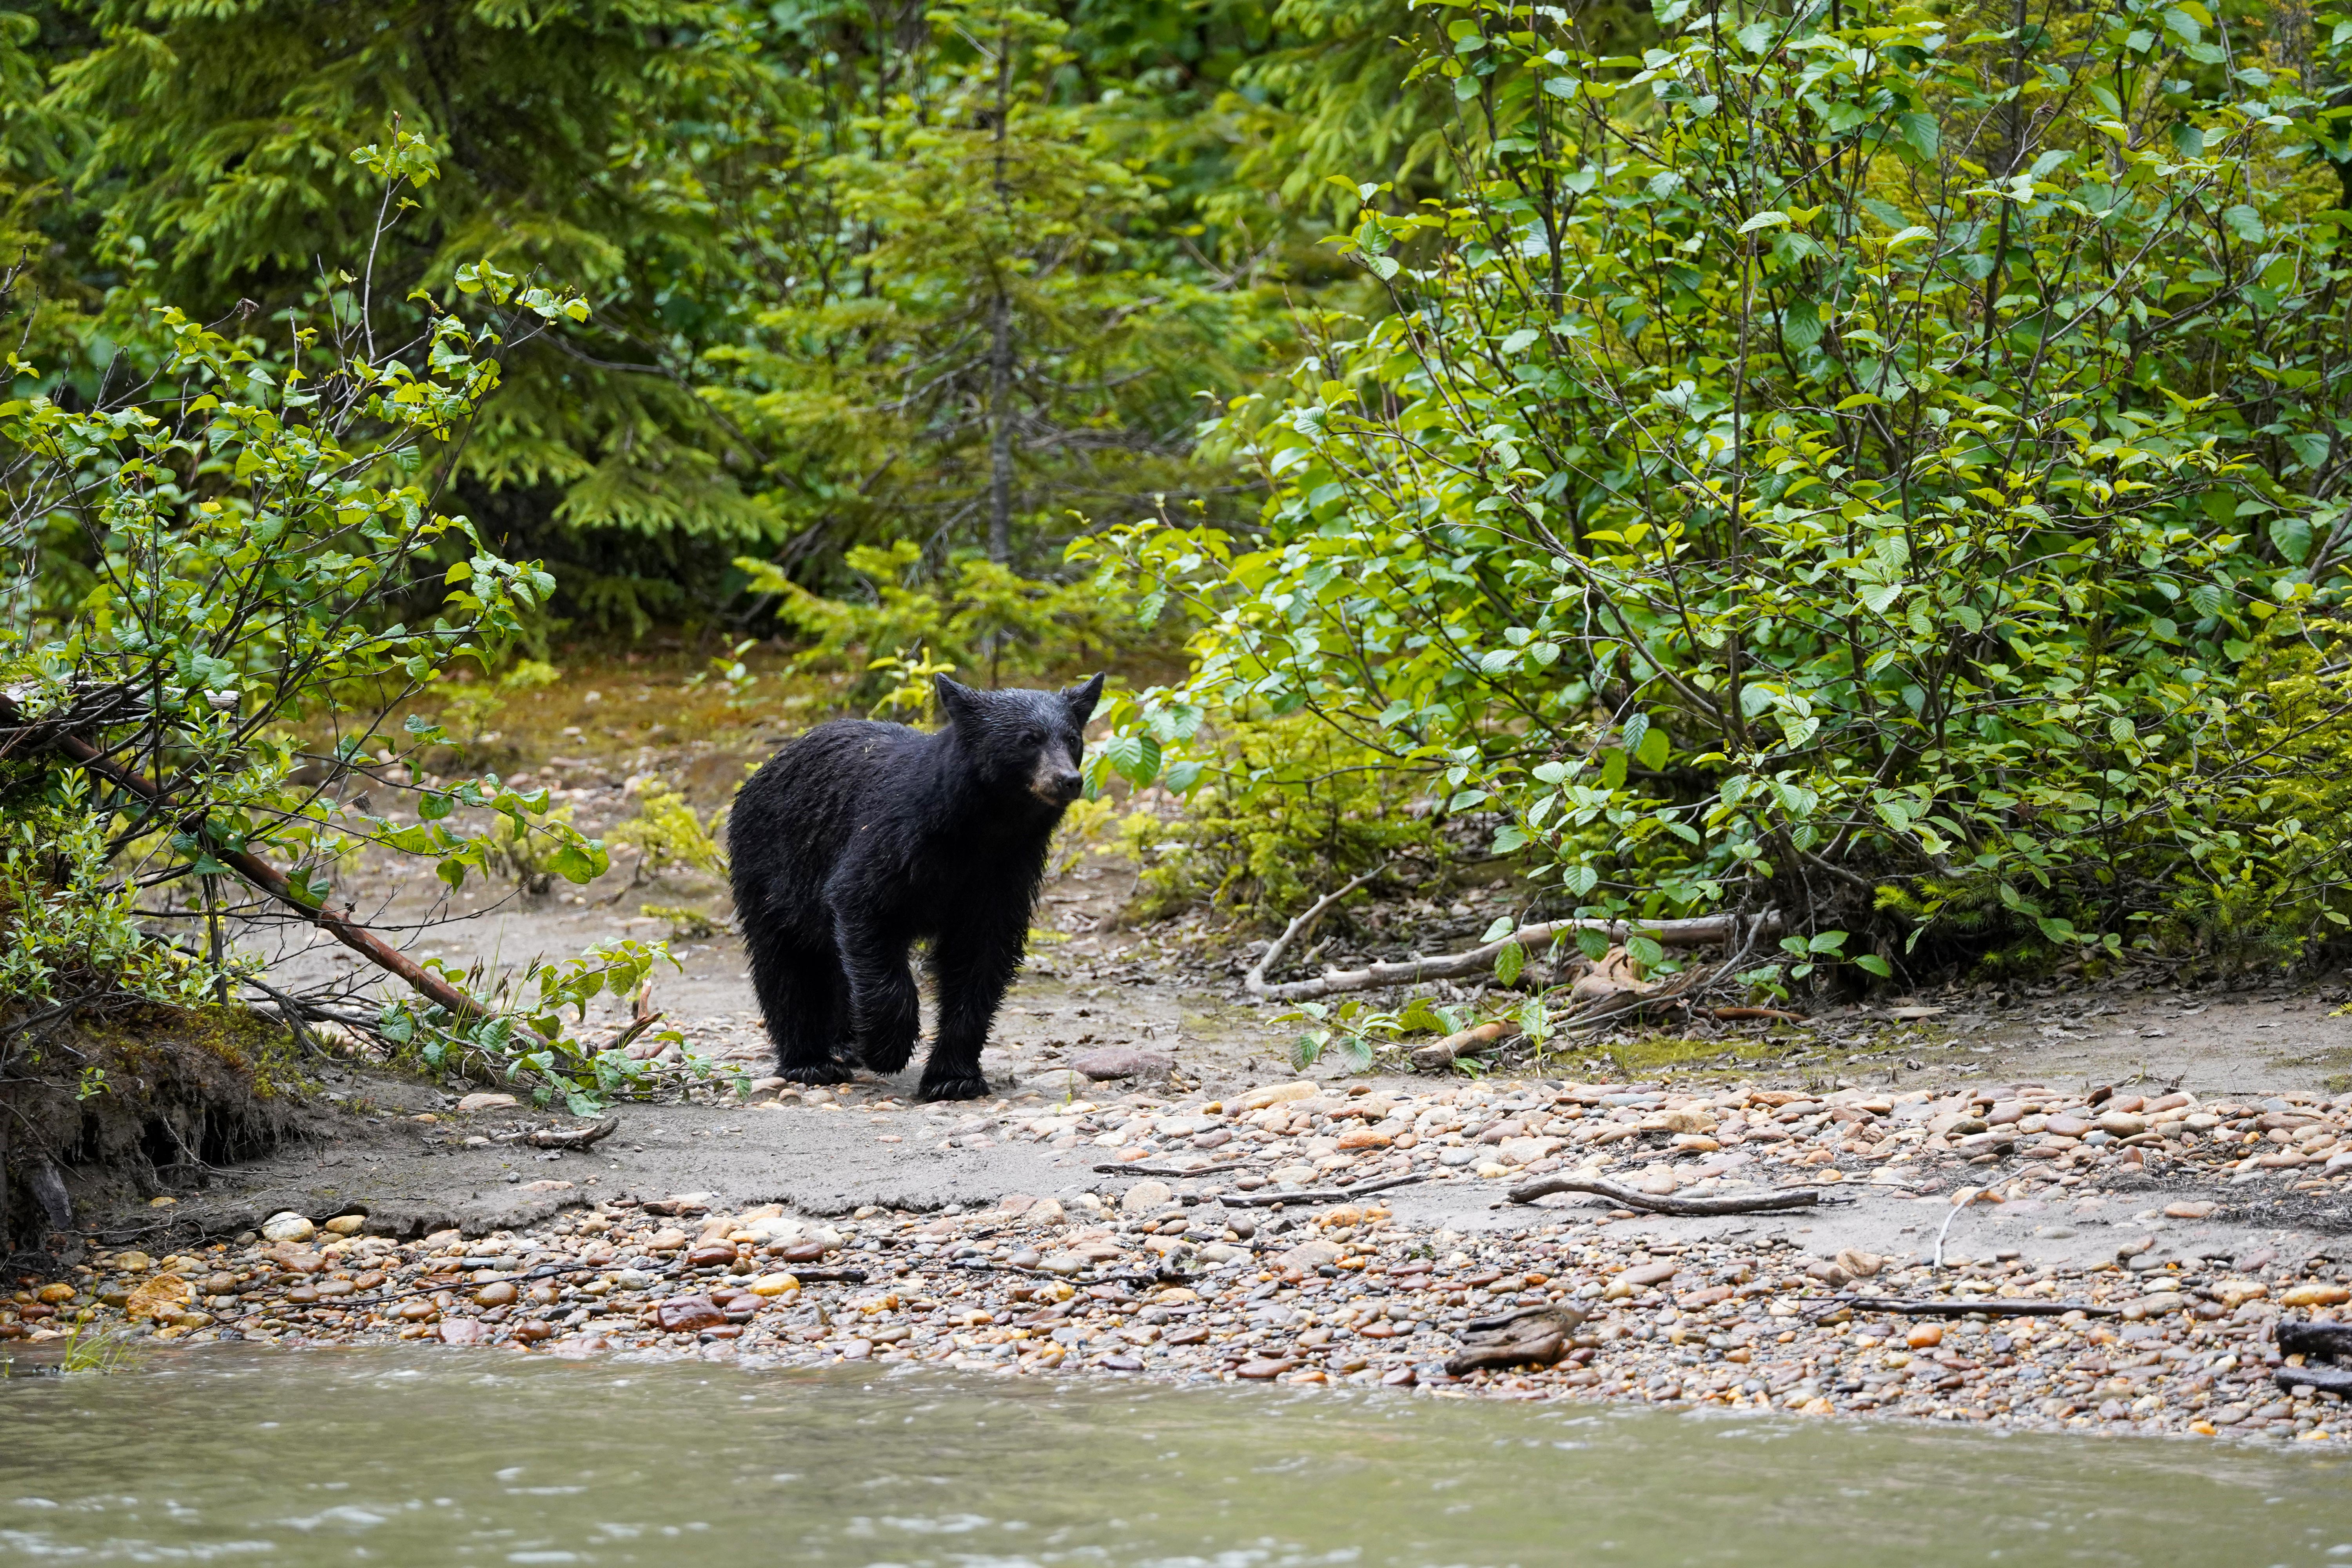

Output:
xmin=835 ymin=914 xmax=921 ymax=1075
xmin=746 ymin=936 xmax=854 ymax=1085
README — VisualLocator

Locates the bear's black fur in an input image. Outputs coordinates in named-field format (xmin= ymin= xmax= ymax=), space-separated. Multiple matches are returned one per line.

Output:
xmin=727 ymin=672 xmax=1104 ymax=1101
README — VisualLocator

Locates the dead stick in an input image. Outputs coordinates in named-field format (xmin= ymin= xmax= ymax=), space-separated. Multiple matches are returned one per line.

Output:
xmin=525 ymin=1116 xmax=620 ymax=1151
xmin=1506 ymin=1174 xmax=1832 ymax=1215
xmin=5 ymin=695 xmax=492 ymax=1025
xmin=1248 ymin=903 xmax=1784 ymax=1003
xmin=1243 ymin=864 xmax=1388 ymax=999
xmin=1219 ymin=1172 xmax=1426 ymax=1208
xmin=1409 ymin=1020 xmax=1512 ymax=1071
xmin=1826 ymin=1294 xmax=2122 ymax=1319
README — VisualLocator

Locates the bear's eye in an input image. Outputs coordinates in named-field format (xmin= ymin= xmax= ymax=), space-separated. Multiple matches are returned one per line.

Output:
xmin=1024 ymin=727 xmax=1045 ymax=745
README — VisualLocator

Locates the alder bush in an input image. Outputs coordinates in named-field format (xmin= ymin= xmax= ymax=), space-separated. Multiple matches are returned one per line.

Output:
xmin=2 ymin=136 xmax=691 ymax=1109
xmin=1090 ymin=0 xmax=2352 ymax=978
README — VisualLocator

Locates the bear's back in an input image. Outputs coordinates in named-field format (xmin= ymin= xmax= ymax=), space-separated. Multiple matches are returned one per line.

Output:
xmin=728 ymin=719 xmax=931 ymax=899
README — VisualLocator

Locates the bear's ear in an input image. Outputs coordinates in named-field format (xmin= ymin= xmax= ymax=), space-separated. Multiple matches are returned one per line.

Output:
xmin=934 ymin=674 xmax=983 ymax=726
xmin=1063 ymin=672 xmax=1105 ymax=724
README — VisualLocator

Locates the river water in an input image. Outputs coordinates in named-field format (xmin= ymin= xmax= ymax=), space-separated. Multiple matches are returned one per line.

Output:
xmin=3 ymin=1347 xmax=2350 ymax=1565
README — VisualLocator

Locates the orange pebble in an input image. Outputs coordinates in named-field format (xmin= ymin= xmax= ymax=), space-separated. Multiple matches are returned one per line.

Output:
xmin=1906 ymin=1324 xmax=1944 ymax=1349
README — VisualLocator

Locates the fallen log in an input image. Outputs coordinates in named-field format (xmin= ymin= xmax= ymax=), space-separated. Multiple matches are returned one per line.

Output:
xmin=2276 ymin=1362 xmax=2352 ymax=1398
xmin=525 ymin=1115 xmax=620 ymax=1151
xmin=1245 ymin=878 xmax=1782 ymax=1001
xmin=1219 ymin=1171 xmax=1427 ymax=1208
xmin=1826 ymin=1294 xmax=2122 ymax=1319
xmin=1506 ymin=1174 xmax=1835 ymax=1215
xmin=2279 ymin=1321 xmax=2352 ymax=1362
xmin=1408 ymin=1020 xmax=1512 ymax=1071
xmin=2 ymin=693 xmax=491 ymax=1028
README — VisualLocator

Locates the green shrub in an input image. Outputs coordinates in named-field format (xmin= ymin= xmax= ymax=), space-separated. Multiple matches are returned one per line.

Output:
xmin=1115 ymin=712 xmax=1439 ymax=925
xmin=738 ymin=541 xmax=1150 ymax=709
xmin=1085 ymin=0 xmax=2352 ymax=975
xmin=2 ymin=134 xmax=675 ymax=1110
xmin=0 ymin=775 xmax=207 ymax=1010
xmin=608 ymin=783 xmax=729 ymax=881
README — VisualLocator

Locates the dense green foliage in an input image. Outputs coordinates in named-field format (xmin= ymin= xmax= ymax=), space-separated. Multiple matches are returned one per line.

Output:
xmin=1095 ymin=0 xmax=2352 ymax=971
xmin=2 ymin=142 xmax=690 ymax=1108
xmin=7 ymin=0 xmax=1403 ymax=626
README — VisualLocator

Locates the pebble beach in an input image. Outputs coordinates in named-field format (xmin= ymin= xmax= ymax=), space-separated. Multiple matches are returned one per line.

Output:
xmin=13 ymin=1069 xmax=2352 ymax=1443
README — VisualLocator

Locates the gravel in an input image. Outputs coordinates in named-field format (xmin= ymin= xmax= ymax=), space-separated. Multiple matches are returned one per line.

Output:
xmin=15 ymin=1072 xmax=2352 ymax=1443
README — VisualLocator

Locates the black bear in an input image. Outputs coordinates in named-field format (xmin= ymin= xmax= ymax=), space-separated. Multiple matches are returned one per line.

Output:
xmin=728 ymin=671 xmax=1104 ymax=1100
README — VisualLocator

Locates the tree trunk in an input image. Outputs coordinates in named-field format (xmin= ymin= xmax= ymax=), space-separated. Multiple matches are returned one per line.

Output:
xmin=987 ymin=286 xmax=1013 ymax=564
xmin=985 ymin=24 xmax=1016 ymax=566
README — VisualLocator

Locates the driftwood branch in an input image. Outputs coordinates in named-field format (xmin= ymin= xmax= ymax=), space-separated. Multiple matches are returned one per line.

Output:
xmin=3 ymin=694 xmax=511 ymax=1032
xmin=524 ymin=1115 xmax=620 ymax=1151
xmin=1220 ymin=1172 xmax=1427 ymax=1208
xmin=1245 ymin=888 xmax=1784 ymax=1002
xmin=1831 ymin=1294 xmax=2122 ymax=1319
xmin=1444 ymin=1303 xmax=1586 ymax=1376
xmin=1242 ymin=864 xmax=1387 ymax=999
xmin=1409 ymin=1020 xmax=1513 ymax=1070
xmin=1507 ymin=1174 xmax=1835 ymax=1215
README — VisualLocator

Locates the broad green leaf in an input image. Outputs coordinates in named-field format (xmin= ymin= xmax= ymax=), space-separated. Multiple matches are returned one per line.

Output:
xmin=1781 ymin=299 xmax=1823 ymax=351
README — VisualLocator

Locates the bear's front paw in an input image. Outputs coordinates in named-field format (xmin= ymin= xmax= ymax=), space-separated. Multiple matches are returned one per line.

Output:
xmin=916 ymin=1071 xmax=991 ymax=1102
xmin=860 ymin=1034 xmax=917 ymax=1075
xmin=777 ymin=1060 xmax=856 ymax=1085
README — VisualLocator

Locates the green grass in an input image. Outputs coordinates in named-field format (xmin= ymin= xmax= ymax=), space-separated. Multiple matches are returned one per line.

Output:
xmin=57 ymin=1320 xmax=136 ymax=1375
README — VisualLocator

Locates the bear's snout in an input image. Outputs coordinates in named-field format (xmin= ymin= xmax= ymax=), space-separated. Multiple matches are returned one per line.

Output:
xmin=1027 ymin=743 xmax=1084 ymax=804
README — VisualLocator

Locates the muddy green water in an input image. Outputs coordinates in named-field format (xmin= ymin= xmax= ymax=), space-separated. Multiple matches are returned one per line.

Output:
xmin=4 ymin=1350 xmax=2351 ymax=1565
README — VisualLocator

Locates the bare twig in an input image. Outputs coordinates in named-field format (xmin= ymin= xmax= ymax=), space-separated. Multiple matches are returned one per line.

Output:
xmin=1506 ymin=1174 xmax=1838 ymax=1215
xmin=1218 ymin=1171 xmax=1427 ymax=1208
xmin=1248 ymin=900 xmax=1784 ymax=1002
xmin=1088 ymin=1161 xmax=1240 ymax=1178
xmin=1827 ymin=1294 xmax=2122 ymax=1320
